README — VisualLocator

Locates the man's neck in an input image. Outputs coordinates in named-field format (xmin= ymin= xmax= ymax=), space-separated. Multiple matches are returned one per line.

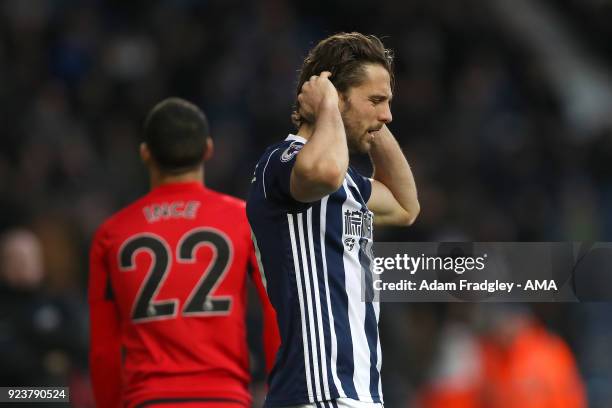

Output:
xmin=296 ymin=123 xmax=314 ymax=141
xmin=150 ymin=167 xmax=204 ymax=190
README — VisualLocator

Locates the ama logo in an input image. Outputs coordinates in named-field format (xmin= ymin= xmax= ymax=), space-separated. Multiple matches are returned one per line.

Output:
xmin=281 ymin=142 xmax=303 ymax=162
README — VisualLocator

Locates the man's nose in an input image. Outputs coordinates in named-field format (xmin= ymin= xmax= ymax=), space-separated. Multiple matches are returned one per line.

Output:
xmin=378 ymin=103 xmax=392 ymax=123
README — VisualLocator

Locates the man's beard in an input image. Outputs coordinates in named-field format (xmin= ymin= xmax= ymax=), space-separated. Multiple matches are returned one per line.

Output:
xmin=344 ymin=122 xmax=370 ymax=154
xmin=341 ymin=104 xmax=368 ymax=154
xmin=347 ymin=136 xmax=368 ymax=154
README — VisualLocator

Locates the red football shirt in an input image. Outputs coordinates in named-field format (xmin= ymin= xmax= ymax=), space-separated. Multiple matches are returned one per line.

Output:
xmin=89 ymin=182 xmax=279 ymax=408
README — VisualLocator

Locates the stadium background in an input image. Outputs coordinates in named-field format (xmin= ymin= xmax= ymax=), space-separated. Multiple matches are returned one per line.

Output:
xmin=1 ymin=0 xmax=612 ymax=406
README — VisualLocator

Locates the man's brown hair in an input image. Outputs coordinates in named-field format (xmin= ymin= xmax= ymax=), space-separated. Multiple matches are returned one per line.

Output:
xmin=292 ymin=32 xmax=394 ymax=127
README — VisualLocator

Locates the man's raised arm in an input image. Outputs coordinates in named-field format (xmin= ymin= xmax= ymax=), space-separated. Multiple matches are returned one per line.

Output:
xmin=290 ymin=72 xmax=349 ymax=203
xmin=367 ymin=125 xmax=420 ymax=226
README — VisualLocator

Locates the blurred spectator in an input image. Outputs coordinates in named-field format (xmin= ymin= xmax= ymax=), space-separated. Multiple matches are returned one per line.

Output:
xmin=417 ymin=305 xmax=587 ymax=408
xmin=0 ymin=228 xmax=90 ymax=402
xmin=478 ymin=305 xmax=586 ymax=408
xmin=414 ymin=321 xmax=482 ymax=408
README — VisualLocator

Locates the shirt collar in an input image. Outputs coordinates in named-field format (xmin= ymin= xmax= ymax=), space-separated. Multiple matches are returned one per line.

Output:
xmin=150 ymin=181 xmax=205 ymax=196
xmin=285 ymin=134 xmax=307 ymax=144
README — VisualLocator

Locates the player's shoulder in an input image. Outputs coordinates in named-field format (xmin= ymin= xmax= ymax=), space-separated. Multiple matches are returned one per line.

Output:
xmin=257 ymin=134 xmax=305 ymax=165
xmin=203 ymin=188 xmax=246 ymax=210
xmin=93 ymin=193 xmax=151 ymax=238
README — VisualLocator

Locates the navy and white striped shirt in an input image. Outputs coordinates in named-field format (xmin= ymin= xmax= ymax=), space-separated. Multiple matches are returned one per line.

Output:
xmin=247 ymin=135 xmax=383 ymax=407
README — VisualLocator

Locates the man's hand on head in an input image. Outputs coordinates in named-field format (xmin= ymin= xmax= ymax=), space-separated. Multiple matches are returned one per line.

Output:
xmin=297 ymin=71 xmax=339 ymax=123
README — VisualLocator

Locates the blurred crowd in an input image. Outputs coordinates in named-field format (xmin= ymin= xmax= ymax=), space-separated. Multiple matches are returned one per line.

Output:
xmin=1 ymin=0 xmax=612 ymax=406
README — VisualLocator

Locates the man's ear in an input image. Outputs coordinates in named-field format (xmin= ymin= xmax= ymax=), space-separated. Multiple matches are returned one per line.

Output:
xmin=204 ymin=138 xmax=214 ymax=161
xmin=140 ymin=142 xmax=151 ymax=165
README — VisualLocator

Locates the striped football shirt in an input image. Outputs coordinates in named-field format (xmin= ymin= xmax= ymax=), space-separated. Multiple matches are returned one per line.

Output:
xmin=247 ymin=134 xmax=382 ymax=407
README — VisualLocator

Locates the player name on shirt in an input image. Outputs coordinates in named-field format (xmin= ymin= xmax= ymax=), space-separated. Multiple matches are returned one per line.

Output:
xmin=143 ymin=201 xmax=200 ymax=223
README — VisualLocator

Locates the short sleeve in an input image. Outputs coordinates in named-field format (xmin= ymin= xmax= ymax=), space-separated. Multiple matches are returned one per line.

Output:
xmin=261 ymin=141 xmax=306 ymax=207
xmin=348 ymin=166 xmax=372 ymax=203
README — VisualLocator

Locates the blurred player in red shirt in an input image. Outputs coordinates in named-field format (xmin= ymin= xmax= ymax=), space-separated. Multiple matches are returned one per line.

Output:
xmin=89 ymin=98 xmax=279 ymax=408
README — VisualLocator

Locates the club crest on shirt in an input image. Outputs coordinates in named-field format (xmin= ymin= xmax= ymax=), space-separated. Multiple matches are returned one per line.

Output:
xmin=280 ymin=142 xmax=303 ymax=162
xmin=344 ymin=237 xmax=356 ymax=251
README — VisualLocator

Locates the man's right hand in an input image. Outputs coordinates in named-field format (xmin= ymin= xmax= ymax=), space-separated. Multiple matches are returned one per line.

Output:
xmin=290 ymin=71 xmax=348 ymax=203
xmin=297 ymin=71 xmax=339 ymax=123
